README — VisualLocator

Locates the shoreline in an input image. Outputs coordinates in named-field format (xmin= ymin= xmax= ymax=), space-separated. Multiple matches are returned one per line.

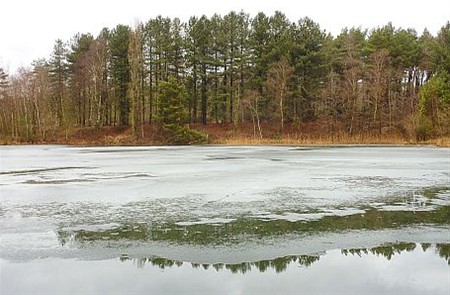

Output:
xmin=2 ymin=139 xmax=449 ymax=148
xmin=1 ymin=124 xmax=449 ymax=147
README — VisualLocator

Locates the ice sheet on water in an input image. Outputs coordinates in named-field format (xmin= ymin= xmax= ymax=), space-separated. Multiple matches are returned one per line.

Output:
xmin=1 ymin=145 xmax=449 ymax=262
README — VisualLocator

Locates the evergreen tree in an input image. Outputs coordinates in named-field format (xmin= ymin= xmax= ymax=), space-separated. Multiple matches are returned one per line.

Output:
xmin=67 ymin=33 xmax=94 ymax=126
xmin=0 ymin=67 xmax=8 ymax=98
xmin=185 ymin=16 xmax=211 ymax=124
xmin=432 ymin=22 xmax=450 ymax=76
xmin=110 ymin=24 xmax=131 ymax=126
xmin=48 ymin=39 xmax=69 ymax=126
xmin=290 ymin=18 xmax=328 ymax=122
xmin=250 ymin=12 xmax=271 ymax=97
xmin=128 ymin=24 xmax=145 ymax=138
xmin=156 ymin=77 xmax=207 ymax=144
xmin=1 ymin=11 xmax=448 ymax=142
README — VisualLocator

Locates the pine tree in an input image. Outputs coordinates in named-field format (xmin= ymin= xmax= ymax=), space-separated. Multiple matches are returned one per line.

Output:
xmin=128 ymin=24 xmax=145 ymax=138
xmin=67 ymin=33 xmax=94 ymax=126
xmin=110 ymin=24 xmax=131 ymax=126
xmin=156 ymin=77 xmax=207 ymax=144
xmin=48 ymin=39 xmax=69 ymax=126
xmin=0 ymin=67 xmax=8 ymax=97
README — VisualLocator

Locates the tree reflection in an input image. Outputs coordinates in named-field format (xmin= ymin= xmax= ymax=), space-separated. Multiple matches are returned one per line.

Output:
xmin=121 ymin=254 xmax=321 ymax=274
xmin=342 ymin=242 xmax=450 ymax=263
xmin=436 ymin=244 xmax=450 ymax=265
xmin=57 ymin=224 xmax=148 ymax=246
xmin=117 ymin=243 xmax=449 ymax=274
xmin=421 ymin=243 xmax=431 ymax=252
xmin=341 ymin=248 xmax=369 ymax=257
xmin=56 ymin=205 xmax=450 ymax=247
xmin=370 ymin=243 xmax=416 ymax=260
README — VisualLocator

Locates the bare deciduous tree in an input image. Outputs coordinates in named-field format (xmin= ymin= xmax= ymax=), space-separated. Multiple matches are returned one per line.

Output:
xmin=266 ymin=57 xmax=293 ymax=132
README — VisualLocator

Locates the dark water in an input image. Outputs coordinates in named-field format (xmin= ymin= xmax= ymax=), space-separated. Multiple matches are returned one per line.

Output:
xmin=1 ymin=146 xmax=449 ymax=294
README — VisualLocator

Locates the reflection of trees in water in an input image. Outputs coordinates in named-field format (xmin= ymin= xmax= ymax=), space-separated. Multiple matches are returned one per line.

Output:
xmin=370 ymin=243 xmax=416 ymax=260
xmin=342 ymin=242 xmax=450 ymax=264
xmin=120 ymin=254 xmax=321 ymax=274
xmin=57 ymin=224 xmax=148 ymax=246
xmin=436 ymin=244 xmax=450 ymax=264
xmin=421 ymin=243 xmax=431 ymax=252
xmin=342 ymin=242 xmax=417 ymax=260
xmin=56 ymin=205 xmax=450 ymax=247
xmin=117 ymin=243 xmax=449 ymax=273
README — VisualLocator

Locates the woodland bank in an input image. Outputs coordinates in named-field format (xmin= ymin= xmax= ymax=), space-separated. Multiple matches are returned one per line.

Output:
xmin=2 ymin=122 xmax=449 ymax=147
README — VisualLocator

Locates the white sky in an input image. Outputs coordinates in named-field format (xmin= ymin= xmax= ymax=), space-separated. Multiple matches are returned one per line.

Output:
xmin=1 ymin=0 xmax=449 ymax=74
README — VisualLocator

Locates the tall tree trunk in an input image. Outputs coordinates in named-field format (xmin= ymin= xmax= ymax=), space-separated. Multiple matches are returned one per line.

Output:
xmin=201 ymin=65 xmax=207 ymax=125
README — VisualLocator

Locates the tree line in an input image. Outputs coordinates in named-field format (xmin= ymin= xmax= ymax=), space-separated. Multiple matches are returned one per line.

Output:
xmin=0 ymin=11 xmax=449 ymax=142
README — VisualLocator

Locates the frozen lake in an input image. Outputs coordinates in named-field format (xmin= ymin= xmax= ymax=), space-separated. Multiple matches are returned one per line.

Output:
xmin=1 ymin=145 xmax=449 ymax=294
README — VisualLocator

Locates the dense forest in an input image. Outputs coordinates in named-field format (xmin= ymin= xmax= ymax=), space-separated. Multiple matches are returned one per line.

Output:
xmin=0 ymin=11 xmax=449 ymax=144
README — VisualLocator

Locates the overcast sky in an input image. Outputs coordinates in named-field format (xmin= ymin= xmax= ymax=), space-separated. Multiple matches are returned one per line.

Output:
xmin=1 ymin=0 xmax=449 ymax=73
